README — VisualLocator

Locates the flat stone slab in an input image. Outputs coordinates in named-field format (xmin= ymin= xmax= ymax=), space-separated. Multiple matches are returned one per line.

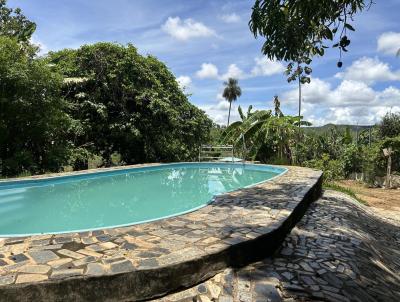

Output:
xmin=0 ymin=164 xmax=322 ymax=302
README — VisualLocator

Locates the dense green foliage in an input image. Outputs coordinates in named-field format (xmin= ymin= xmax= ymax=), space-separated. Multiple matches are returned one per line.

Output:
xmin=221 ymin=101 xmax=311 ymax=164
xmin=0 ymin=37 xmax=70 ymax=176
xmin=378 ymin=112 xmax=400 ymax=138
xmin=0 ymin=0 xmax=212 ymax=177
xmin=46 ymin=43 xmax=212 ymax=168
xmin=220 ymin=103 xmax=399 ymax=184
xmin=249 ymin=0 xmax=371 ymax=81
xmin=0 ymin=0 xmax=36 ymax=43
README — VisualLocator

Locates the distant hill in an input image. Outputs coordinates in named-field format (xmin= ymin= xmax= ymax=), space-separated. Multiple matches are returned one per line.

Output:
xmin=303 ymin=123 xmax=373 ymax=135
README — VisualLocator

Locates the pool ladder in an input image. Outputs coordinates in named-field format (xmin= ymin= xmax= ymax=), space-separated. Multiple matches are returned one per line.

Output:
xmin=198 ymin=145 xmax=235 ymax=163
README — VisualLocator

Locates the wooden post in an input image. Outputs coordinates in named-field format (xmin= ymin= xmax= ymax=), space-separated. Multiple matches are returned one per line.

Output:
xmin=387 ymin=149 xmax=392 ymax=189
xmin=383 ymin=147 xmax=393 ymax=189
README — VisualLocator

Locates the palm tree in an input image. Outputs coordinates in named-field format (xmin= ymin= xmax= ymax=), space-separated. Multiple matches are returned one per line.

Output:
xmin=223 ymin=78 xmax=242 ymax=126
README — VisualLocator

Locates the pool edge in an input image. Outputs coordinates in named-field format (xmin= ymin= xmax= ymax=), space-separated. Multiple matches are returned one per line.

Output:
xmin=0 ymin=166 xmax=323 ymax=302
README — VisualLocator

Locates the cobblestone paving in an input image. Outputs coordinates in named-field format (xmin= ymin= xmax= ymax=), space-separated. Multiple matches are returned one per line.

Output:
xmin=152 ymin=191 xmax=400 ymax=302
xmin=0 ymin=165 xmax=321 ymax=295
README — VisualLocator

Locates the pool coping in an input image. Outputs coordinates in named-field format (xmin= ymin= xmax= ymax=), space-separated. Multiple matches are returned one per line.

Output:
xmin=0 ymin=164 xmax=323 ymax=302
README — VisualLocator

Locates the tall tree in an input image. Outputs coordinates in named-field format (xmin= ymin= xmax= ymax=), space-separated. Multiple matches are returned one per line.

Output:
xmin=0 ymin=37 xmax=70 ymax=176
xmin=47 ymin=43 xmax=213 ymax=167
xmin=222 ymin=78 xmax=242 ymax=126
xmin=0 ymin=0 xmax=36 ymax=43
xmin=249 ymin=0 xmax=372 ymax=83
xmin=379 ymin=112 xmax=400 ymax=139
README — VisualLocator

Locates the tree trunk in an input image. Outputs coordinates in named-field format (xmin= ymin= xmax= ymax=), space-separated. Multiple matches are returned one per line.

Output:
xmin=227 ymin=101 xmax=232 ymax=126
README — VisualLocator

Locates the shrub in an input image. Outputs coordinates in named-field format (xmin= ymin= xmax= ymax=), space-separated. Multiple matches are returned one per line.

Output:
xmin=342 ymin=144 xmax=363 ymax=176
xmin=305 ymin=153 xmax=345 ymax=182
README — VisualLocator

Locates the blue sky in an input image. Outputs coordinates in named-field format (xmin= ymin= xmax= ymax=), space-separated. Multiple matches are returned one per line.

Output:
xmin=9 ymin=0 xmax=400 ymax=125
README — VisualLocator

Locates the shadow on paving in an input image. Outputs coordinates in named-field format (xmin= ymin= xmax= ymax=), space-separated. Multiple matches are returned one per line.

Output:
xmin=152 ymin=190 xmax=400 ymax=302
xmin=235 ymin=190 xmax=400 ymax=302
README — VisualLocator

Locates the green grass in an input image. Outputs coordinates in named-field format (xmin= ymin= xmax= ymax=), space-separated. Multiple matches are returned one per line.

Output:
xmin=323 ymin=182 xmax=369 ymax=205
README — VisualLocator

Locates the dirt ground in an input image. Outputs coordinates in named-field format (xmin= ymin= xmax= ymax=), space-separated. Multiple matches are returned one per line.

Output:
xmin=336 ymin=180 xmax=400 ymax=223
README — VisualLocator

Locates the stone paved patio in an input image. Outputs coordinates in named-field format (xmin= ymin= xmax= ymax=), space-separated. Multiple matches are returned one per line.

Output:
xmin=0 ymin=165 xmax=322 ymax=301
xmin=151 ymin=190 xmax=400 ymax=302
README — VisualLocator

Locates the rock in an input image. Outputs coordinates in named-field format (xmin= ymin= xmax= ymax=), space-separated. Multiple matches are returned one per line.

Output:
xmin=86 ymin=263 xmax=107 ymax=276
xmin=16 ymin=274 xmax=48 ymax=284
xmin=50 ymin=268 xmax=83 ymax=279
xmin=207 ymin=282 xmax=221 ymax=299
xmin=199 ymin=295 xmax=211 ymax=302
xmin=28 ymin=250 xmax=59 ymax=264
xmin=109 ymin=259 xmax=134 ymax=274
xmin=9 ymin=253 xmax=29 ymax=263
xmin=73 ymin=256 xmax=96 ymax=267
xmin=57 ymin=249 xmax=85 ymax=259
xmin=254 ymin=283 xmax=282 ymax=302
xmin=282 ymin=272 xmax=294 ymax=280
xmin=197 ymin=284 xmax=207 ymax=294
xmin=19 ymin=264 xmax=51 ymax=274
xmin=0 ymin=274 xmax=16 ymax=285
xmin=48 ymin=258 xmax=73 ymax=269
xmin=280 ymin=248 xmax=293 ymax=256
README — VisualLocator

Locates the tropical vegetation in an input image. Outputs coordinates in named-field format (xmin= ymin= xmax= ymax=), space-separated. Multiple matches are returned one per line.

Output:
xmin=0 ymin=0 xmax=398 ymax=189
xmin=250 ymin=0 xmax=373 ymax=82
xmin=0 ymin=0 xmax=212 ymax=177
xmin=219 ymin=103 xmax=400 ymax=185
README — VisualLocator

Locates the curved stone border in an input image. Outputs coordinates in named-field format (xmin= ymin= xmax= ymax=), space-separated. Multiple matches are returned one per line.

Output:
xmin=0 ymin=165 xmax=322 ymax=302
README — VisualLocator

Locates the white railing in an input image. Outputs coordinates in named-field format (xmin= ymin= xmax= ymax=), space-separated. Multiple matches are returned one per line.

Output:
xmin=198 ymin=145 xmax=234 ymax=162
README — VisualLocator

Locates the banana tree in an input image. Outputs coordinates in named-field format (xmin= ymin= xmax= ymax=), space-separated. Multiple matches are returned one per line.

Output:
xmin=222 ymin=107 xmax=311 ymax=163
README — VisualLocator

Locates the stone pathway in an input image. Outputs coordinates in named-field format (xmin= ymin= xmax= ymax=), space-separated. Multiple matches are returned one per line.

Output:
xmin=152 ymin=190 xmax=400 ymax=302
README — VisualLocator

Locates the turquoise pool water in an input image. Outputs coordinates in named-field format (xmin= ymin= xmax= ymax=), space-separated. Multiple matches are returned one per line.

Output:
xmin=0 ymin=163 xmax=286 ymax=236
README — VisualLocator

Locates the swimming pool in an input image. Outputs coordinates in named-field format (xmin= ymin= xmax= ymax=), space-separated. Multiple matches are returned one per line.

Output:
xmin=0 ymin=163 xmax=286 ymax=237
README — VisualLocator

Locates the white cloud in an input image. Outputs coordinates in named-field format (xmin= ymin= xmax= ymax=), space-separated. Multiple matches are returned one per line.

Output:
xmin=335 ymin=57 xmax=400 ymax=84
xmin=251 ymin=57 xmax=285 ymax=77
xmin=377 ymin=32 xmax=400 ymax=55
xmin=331 ymin=80 xmax=376 ymax=105
xmin=283 ymin=77 xmax=400 ymax=125
xmin=220 ymin=64 xmax=246 ymax=80
xmin=219 ymin=13 xmax=241 ymax=23
xmin=215 ymin=100 xmax=231 ymax=110
xmin=309 ymin=105 xmax=400 ymax=126
xmin=216 ymin=93 xmax=225 ymax=102
xmin=196 ymin=63 xmax=219 ymax=79
xmin=30 ymin=35 xmax=48 ymax=55
xmin=176 ymin=76 xmax=191 ymax=90
xmin=161 ymin=17 xmax=216 ymax=41
xmin=199 ymin=92 xmax=241 ymax=125
xmin=197 ymin=63 xmax=245 ymax=81
xmin=197 ymin=57 xmax=286 ymax=82
xmin=200 ymin=100 xmax=239 ymax=125
xmin=283 ymin=78 xmax=332 ymax=105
